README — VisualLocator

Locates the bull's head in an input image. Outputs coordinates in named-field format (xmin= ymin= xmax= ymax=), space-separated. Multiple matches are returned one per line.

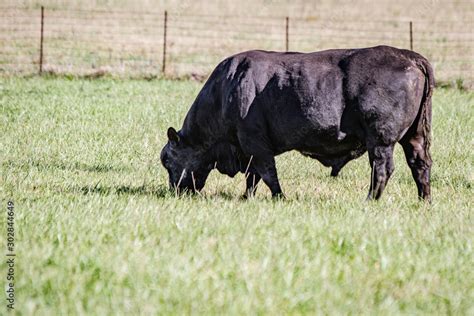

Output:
xmin=160 ymin=127 xmax=213 ymax=193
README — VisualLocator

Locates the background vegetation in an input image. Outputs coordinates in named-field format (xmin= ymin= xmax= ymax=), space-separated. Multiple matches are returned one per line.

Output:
xmin=1 ymin=0 xmax=472 ymax=87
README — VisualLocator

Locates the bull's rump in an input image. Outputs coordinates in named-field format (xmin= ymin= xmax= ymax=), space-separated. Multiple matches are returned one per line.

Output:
xmin=219 ymin=46 xmax=426 ymax=155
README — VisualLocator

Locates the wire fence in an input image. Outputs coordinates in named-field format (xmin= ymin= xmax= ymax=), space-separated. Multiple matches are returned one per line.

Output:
xmin=0 ymin=7 xmax=473 ymax=87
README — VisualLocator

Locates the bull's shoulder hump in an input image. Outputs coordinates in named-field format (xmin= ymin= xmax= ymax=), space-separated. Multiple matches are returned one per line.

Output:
xmin=221 ymin=51 xmax=283 ymax=89
xmin=223 ymin=49 xmax=351 ymax=77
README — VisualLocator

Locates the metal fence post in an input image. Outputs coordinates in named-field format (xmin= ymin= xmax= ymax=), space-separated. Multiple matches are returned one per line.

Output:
xmin=285 ymin=16 xmax=289 ymax=52
xmin=162 ymin=10 xmax=168 ymax=74
xmin=409 ymin=21 xmax=413 ymax=51
xmin=39 ymin=6 xmax=44 ymax=74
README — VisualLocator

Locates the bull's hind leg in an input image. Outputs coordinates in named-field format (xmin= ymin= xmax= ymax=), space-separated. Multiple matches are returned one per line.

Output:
xmin=400 ymin=136 xmax=432 ymax=202
xmin=367 ymin=144 xmax=395 ymax=200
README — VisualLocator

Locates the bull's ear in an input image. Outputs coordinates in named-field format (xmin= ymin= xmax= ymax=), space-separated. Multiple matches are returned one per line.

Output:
xmin=167 ymin=127 xmax=180 ymax=143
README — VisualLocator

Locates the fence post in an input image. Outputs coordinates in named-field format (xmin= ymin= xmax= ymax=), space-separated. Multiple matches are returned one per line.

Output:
xmin=409 ymin=21 xmax=413 ymax=51
xmin=39 ymin=6 xmax=44 ymax=74
xmin=285 ymin=16 xmax=289 ymax=52
xmin=162 ymin=10 xmax=168 ymax=74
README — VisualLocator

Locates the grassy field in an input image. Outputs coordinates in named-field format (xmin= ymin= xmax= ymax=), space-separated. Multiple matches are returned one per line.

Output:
xmin=0 ymin=77 xmax=473 ymax=315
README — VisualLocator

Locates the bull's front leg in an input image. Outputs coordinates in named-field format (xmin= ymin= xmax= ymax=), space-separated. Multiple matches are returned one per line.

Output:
xmin=252 ymin=156 xmax=284 ymax=198
xmin=243 ymin=172 xmax=261 ymax=198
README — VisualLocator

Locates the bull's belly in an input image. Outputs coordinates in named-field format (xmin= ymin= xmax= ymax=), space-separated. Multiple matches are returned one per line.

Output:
xmin=298 ymin=143 xmax=364 ymax=159
xmin=295 ymin=134 xmax=366 ymax=167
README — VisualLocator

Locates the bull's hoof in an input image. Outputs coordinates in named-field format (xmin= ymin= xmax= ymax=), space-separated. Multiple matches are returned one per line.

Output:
xmin=419 ymin=194 xmax=432 ymax=204
xmin=272 ymin=192 xmax=286 ymax=200
xmin=242 ymin=190 xmax=257 ymax=200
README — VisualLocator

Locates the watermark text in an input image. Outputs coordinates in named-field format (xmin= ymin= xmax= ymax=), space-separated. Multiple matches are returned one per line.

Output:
xmin=6 ymin=201 xmax=15 ymax=310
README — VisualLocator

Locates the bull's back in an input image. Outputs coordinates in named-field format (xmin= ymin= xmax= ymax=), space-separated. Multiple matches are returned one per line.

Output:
xmin=211 ymin=46 xmax=427 ymax=154
xmin=219 ymin=49 xmax=352 ymax=152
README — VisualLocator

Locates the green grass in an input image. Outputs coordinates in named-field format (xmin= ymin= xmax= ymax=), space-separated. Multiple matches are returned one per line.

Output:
xmin=0 ymin=77 xmax=473 ymax=315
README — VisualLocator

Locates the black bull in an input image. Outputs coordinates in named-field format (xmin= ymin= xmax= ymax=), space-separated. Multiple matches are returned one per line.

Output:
xmin=161 ymin=45 xmax=434 ymax=201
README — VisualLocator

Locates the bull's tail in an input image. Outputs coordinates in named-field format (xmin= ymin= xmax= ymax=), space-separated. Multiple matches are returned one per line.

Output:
xmin=414 ymin=57 xmax=435 ymax=161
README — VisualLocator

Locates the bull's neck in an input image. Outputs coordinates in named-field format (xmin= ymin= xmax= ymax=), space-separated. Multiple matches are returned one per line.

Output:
xmin=180 ymin=95 xmax=225 ymax=149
